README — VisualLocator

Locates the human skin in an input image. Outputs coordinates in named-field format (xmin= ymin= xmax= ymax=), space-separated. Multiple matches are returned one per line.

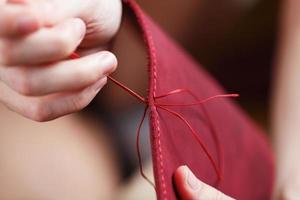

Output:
xmin=116 ymin=0 xmax=300 ymax=198
xmin=271 ymin=0 xmax=300 ymax=199
xmin=0 ymin=1 xmax=122 ymax=199
xmin=0 ymin=1 xmax=299 ymax=199
xmin=0 ymin=0 xmax=121 ymax=121
xmin=173 ymin=0 xmax=300 ymax=198
xmin=172 ymin=0 xmax=300 ymax=198
xmin=0 ymin=0 xmax=236 ymax=199
xmin=0 ymin=103 xmax=120 ymax=199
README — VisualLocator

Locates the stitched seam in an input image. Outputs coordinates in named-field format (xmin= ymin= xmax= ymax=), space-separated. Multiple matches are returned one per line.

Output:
xmin=143 ymin=15 xmax=168 ymax=200
xmin=128 ymin=1 xmax=167 ymax=200
xmin=151 ymin=43 xmax=168 ymax=199
xmin=128 ymin=1 xmax=168 ymax=199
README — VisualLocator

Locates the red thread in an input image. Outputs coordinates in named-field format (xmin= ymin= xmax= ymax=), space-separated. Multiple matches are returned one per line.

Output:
xmin=154 ymin=88 xmax=239 ymax=181
xmin=107 ymin=76 xmax=147 ymax=104
xmin=135 ymin=105 xmax=155 ymax=187
xmin=123 ymin=1 xmax=168 ymax=197
xmin=70 ymin=51 xmax=238 ymax=186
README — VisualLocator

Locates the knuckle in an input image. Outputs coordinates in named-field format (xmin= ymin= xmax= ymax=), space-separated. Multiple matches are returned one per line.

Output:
xmin=12 ymin=68 xmax=36 ymax=96
xmin=0 ymin=41 xmax=13 ymax=65
xmin=70 ymin=94 xmax=90 ymax=112
xmin=26 ymin=100 xmax=51 ymax=122
xmin=70 ymin=87 xmax=97 ymax=112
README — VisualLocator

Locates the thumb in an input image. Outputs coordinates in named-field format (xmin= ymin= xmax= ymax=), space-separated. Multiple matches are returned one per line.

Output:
xmin=174 ymin=166 xmax=235 ymax=200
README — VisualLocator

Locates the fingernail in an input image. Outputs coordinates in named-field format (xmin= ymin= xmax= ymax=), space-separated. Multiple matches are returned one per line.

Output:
xmin=100 ymin=52 xmax=117 ymax=75
xmin=93 ymin=78 xmax=107 ymax=92
xmin=73 ymin=19 xmax=86 ymax=39
xmin=17 ymin=16 xmax=39 ymax=34
xmin=185 ymin=166 xmax=200 ymax=190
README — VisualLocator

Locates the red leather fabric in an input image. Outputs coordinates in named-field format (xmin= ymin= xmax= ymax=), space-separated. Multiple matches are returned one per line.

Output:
xmin=125 ymin=1 xmax=275 ymax=199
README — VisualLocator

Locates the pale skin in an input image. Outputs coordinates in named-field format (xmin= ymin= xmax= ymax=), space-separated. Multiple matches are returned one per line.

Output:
xmin=0 ymin=0 xmax=299 ymax=199
xmin=0 ymin=0 xmax=121 ymax=121
xmin=272 ymin=0 xmax=300 ymax=199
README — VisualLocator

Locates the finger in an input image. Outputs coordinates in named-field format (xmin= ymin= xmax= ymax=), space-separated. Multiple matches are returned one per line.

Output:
xmin=0 ymin=4 xmax=39 ymax=37
xmin=8 ymin=0 xmax=27 ymax=3
xmin=0 ymin=0 xmax=7 ymax=5
xmin=0 ymin=51 xmax=117 ymax=96
xmin=22 ymin=0 xmax=86 ymax=26
xmin=175 ymin=166 xmax=234 ymax=200
xmin=0 ymin=0 xmax=81 ymax=37
xmin=0 ymin=77 xmax=107 ymax=122
xmin=0 ymin=18 xmax=86 ymax=65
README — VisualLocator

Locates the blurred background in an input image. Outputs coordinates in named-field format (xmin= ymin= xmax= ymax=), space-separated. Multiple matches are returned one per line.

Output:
xmin=138 ymin=0 xmax=281 ymax=129
xmin=93 ymin=0 xmax=282 ymax=181
xmin=0 ymin=1 xmax=283 ymax=199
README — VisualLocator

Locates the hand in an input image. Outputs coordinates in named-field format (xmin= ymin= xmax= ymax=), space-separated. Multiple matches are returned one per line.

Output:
xmin=0 ymin=0 xmax=121 ymax=121
xmin=274 ymin=176 xmax=300 ymax=200
xmin=175 ymin=166 xmax=234 ymax=200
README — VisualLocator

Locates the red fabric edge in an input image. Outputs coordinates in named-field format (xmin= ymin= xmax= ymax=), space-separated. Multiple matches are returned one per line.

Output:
xmin=124 ymin=1 xmax=275 ymax=199
xmin=124 ymin=0 xmax=167 ymax=199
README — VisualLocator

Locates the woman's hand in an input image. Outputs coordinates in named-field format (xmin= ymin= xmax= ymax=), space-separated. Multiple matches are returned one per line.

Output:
xmin=175 ymin=166 xmax=234 ymax=200
xmin=274 ymin=169 xmax=300 ymax=200
xmin=0 ymin=0 xmax=121 ymax=121
xmin=0 ymin=0 xmax=122 ymax=46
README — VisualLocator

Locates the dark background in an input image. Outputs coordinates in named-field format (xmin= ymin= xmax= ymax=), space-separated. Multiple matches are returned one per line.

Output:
xmin=138 ymin=0 xmax=281 ymax=129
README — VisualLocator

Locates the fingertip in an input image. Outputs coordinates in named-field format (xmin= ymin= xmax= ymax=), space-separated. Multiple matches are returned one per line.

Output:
xmin=175 ymin=166 xmax=234 ymax=200
xmin=68 ymin=18 xmax=86 ymax=40
xmin=174 ymin=166 xmax=189 ymax=191
xmin=102 ymin=51 xmax=118 ymax=64
xmin=98 ymin=51 xmax=118 ymax=75
xmin=175 ymin=165 xmax=188 ymax=182
xmin=177 ymin=165 xmax=189 ymax=173
xmin=186 ymin=167 xmax=202 ymax=191
xmin=175 ymin=165 xmax=196 ymax=200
